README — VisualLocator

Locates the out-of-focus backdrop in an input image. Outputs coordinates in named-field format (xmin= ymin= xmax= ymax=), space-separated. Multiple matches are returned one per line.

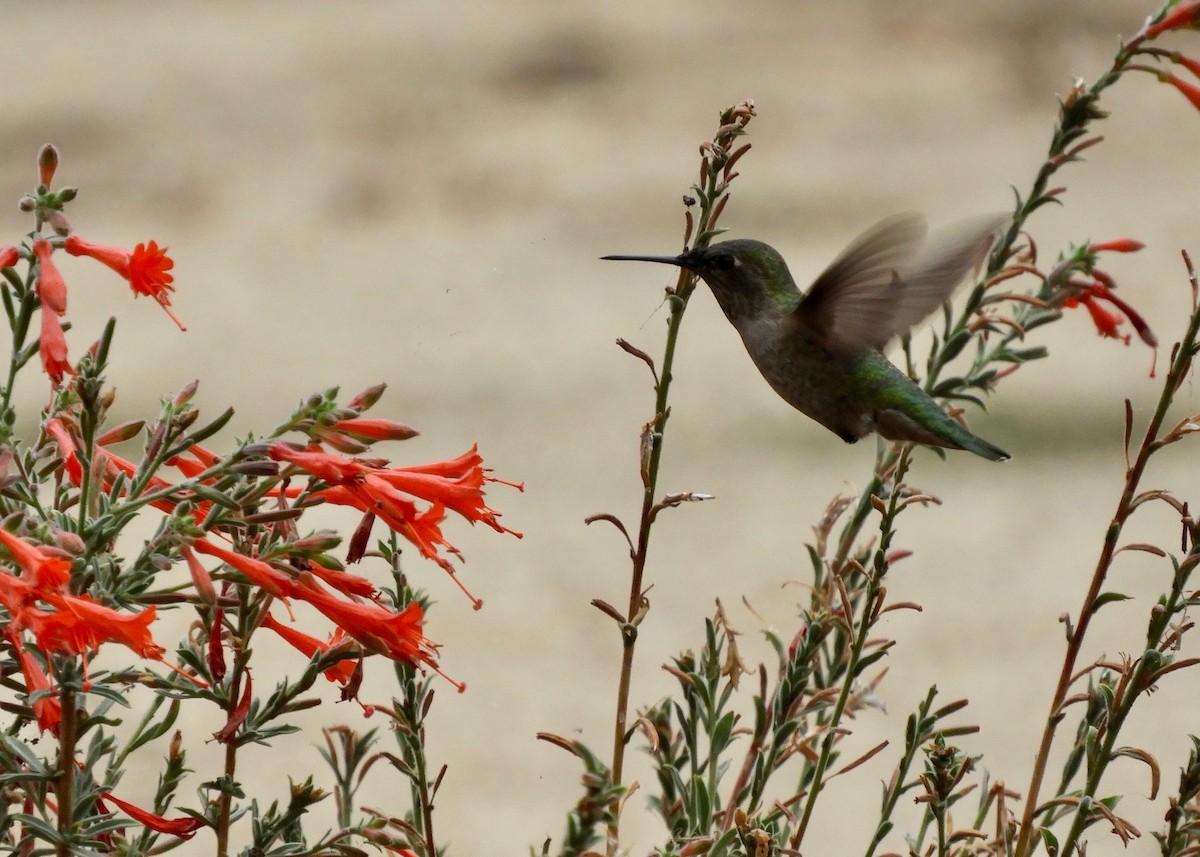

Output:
xmin=6 ymin=2 xmax=1199 ymax=854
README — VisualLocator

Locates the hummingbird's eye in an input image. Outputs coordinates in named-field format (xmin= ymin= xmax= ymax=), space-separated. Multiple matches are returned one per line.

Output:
xmin=711 ymin=253 xmax=736 ymax=271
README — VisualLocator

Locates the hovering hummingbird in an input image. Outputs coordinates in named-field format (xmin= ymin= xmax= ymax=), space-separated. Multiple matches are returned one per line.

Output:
xmin=602 ymin=213 xmax=1010 ymax=461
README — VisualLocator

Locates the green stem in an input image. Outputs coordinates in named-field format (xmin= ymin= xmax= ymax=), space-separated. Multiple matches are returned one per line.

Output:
xmin=934 ymin=796 xmax=948 ymax=857
xmin=607 ymin=282 xmax=692 ymax=841
xmin=793 ymin=448 xmax=912 ymax=848
xmin=605 ymin=109 xmax=745 ymax=852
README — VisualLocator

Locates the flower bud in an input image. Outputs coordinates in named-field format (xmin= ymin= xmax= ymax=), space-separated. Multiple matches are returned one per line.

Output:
xmin=37 ymin=144 xmax=58 ymax=188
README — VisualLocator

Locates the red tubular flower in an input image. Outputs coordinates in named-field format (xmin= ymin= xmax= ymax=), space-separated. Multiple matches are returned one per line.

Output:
xmin=167 ymin=444 xmax=220 ymax=479
xmin=207 ymin=607 xmax=226 ymax=683
xmin=0 ymin=569 xmax=36 ymax=616
xmin=294 ymin=585 xmax=442 ymax=671
xmin=0 ymin=528 xmax=72 ymax=590
xmin=306 ymin=563 xmax=378 ymax=599
xmin=260 ymin=612 xmax=356 ymax=685
xmin=32 ymin=240 xmax=67 ymax=315
xmin=1074 ymin=293 xmax=1126 ymax=339
xmin=1146 ymin=0 xmax=1200 ymax=38
xmin=268 ymin=442 xmax=366 ymax=482
xmin=326 ymin=417 xmax=419 ymax=442
xmin=38 ymin=310 xmax=73 ymax=386
xmin=181 ymin=545 xmax=217 ymax=604
xmin=1176 ymin=53 xmax=1200 ymax=81
xmin=63 ymin=235 xmax=183 ymax=330
xmin=191 ymin=538 xmax=299 ymax=598
xmin=44 ymin=418 xmax=83 ymax=485
xmin=1088 ymin=238 xmax=1144 ymax=254
xmin=0 ymin=245 xmax=19 ymax=269
xmin=39 ymin=592 xmax=165 ymax=660
xmin=1064 ymin=281 xmax=1158 ymax=347
xmin=1096 ymin=283 xmax=1158 ymax=347
xmin=214 ymin=670 xmax=253 ymax=743
xmin=1163 ymin=72 xmax=1200 ymax=111
xmin=102 ymin=793 xmax=205 ymax=840
xmin=97 ymin=446 xmax=215 ymax=522
xmin=14 ymin=643 xmax=61 ymax=734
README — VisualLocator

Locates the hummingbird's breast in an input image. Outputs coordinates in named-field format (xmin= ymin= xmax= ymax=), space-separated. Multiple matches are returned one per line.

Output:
xmin=735 ymin=319 xmax=879 ymax=441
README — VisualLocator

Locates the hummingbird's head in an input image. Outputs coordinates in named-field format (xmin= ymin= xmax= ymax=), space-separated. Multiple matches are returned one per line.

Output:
xmin=602 ymin=238 xmax=798 ymax=323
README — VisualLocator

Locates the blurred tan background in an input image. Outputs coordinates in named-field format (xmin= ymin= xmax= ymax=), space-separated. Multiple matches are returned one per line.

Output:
xmin=6 ymin=2 xmax=1200 ymax=854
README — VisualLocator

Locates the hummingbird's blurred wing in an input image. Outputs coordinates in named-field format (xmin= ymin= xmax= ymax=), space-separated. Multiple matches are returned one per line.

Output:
xmin=795 ymin=213 xmax=1003 ymax=352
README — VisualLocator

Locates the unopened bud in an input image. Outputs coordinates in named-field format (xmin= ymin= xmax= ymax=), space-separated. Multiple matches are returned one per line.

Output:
xmin=57 ymin=187 xmax=78 ymax=203
xmin=97 ymin=420 xmax=146 ymax=446
xmin=37 ymin=144 xmax=58 ymax=188
xmin=228 ymin=459 xmax=280 ymax=477
xmin=315 ymin=430 xmax=369 ymax=455
xmin=18 ymin=195 xmax=36 ymax=212
xmin=174 ymin=409 xmax=200 ymax=431
xmin=171 ymin=380 xmax=200 ymax=407
xmin=45 ymin=210 xmax=71 ymax=236
xmin=292 ymin=530 xmax=343 ymax=553
xmin=347 ymin=382 xmax=386 ymax=412
xmin=53 ymin=528 xmax=86 ymax=554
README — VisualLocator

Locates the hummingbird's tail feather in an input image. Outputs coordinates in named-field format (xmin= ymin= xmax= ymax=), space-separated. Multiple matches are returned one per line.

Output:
xmin=874 ymin=409 xmax=1010 ymax=462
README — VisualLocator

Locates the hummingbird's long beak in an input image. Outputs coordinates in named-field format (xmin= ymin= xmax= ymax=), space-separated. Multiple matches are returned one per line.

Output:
xmin=600 ymin=253 xmax=689 ymax=268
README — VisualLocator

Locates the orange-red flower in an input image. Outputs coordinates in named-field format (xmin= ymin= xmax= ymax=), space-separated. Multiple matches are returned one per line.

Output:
xmin=268 ymin=444 xmax=365 ymax=483
xmin=1145 ymin=1 xmax=1200 ymax=38
xmin=306 ymin=563 xmax=378 ymax=599
xmin=268 ymin=442 xmax=521 ymax=608
xmin=326 ymin=417 xmax=419 ymax=442
xmin=181 ymin=545 xmax=217 ymax=604
xmin=0 ymin=527 xmax=189 ymax=692
xmin=0 ymin=527 xmax=72 ymax=590
xmin=26 ymin=593 xmax=164 ymax=661
xmin=38 ymin=310 xmax=73 ymax=387
xmin=294 ymin=584 xmax=445 ymax=676
xmin=191 ymin=538 xmax=299 ymax=598
xmin=1163 ymin=71 xmax=1200 ymax=111
xmin=213 ymin=669 xmax=252 ymax=744
xmin=167 ymin=443 xmax=220 ymax=479
xmin=1088 ymin=238 xmax=1144 ymax=254
xmin=32 ymin=239 xmax=67 ymax=315
xmin=102 ymin=793 xmax=205 ymax=839
xmin=14 ymin=640 xmax=61 ymax=734
xmin=63 ymin=235 xmax=183 ymax=330
xmin=43 ymin=417 xmax=83 ymax=484
xmin=1064 ymin=280 xmax=1157 ymax=347
xmin=0 ymin=245 xmax=18 ymax=270
xmin=260 ymin=612 xmax=356 ymax=685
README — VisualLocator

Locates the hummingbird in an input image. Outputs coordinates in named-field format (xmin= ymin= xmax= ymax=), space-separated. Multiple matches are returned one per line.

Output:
xmin=602 ymin=213 xmax=1010 ymax=461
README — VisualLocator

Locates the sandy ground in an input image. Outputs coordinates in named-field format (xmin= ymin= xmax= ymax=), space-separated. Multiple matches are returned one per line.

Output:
xmin=4 ymin=2 xmax=1200 ymax=855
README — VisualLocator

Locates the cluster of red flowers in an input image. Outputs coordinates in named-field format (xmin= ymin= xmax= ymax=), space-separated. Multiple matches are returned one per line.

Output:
xmin=268 ymin=438 xmax=522 ymax=609
xmin=39 ymin=414 xmax=521 ymax=683
xmin=1063 ymin=239 xmax=1158 ymax=349
xmin=3 ymin=415 xmax=519 ymax=833
xmin=0 ymin=526 xmax=165 ymax=734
